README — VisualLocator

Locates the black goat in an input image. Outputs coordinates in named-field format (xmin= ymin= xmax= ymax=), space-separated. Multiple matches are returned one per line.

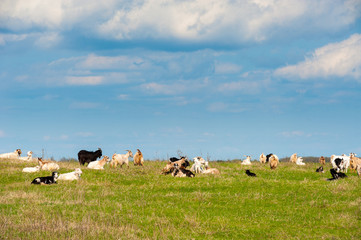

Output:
xmin=78 ymin=148 xmax=102 ymax=166
xmin=31 ymin=172 xmax=59 ymax=185
xmin=316 ymin=166 xmax=324 ymax=173
xmin=327 ymin=169 xmax=347 ymax=181
xmin=170 ymin=156 xmax=187 ymax=162
xmin=245 ymin=170 xmax=256 ymax=177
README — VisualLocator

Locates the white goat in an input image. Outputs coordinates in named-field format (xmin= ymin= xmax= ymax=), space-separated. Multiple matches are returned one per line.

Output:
xmin=19 ymin=151 xmax=35 ymax=161
xmin=0 ymin=149 xmax=22 ymax=159
xmin=38 ymin=158 xmax=60 ymax=171
xmin=110 ymin=150 xmax=133 ymax=168
xmin=241 ymin=156 xmax=252 ymax=165
xmin=330 ymin=154 xmax=350 ymax=172
xmin=202 ymin=161 xmax=220 ymax=174
xmin=296 ymin=157 xmax=306 ymax=165
xmin=88 ymin=156 xmax=110 ymax=170
xmin=22 ymin=165 xmax=41 ymax=173
xmin=58 ymin=168 xmax=82 ymax=180
xmin=190 ymin=157 xmax=206 ymax=173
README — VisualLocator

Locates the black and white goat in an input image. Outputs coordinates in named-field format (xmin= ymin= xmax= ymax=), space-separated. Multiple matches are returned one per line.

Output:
xmin=172 ymin=163 xmax=195 ymax=178
xmin=327 ymin=169 xmax=347 ymax=181
xmin=31 ymin=172 xmax=59 ymax=185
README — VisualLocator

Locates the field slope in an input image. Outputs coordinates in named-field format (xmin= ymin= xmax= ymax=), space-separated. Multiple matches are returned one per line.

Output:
xmin=0 ymin=159 xmax=360 ymax=239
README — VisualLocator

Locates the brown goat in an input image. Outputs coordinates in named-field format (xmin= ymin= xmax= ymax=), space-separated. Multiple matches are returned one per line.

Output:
xmin=269 ymin=154 xmax=279 ymax=170
xmin=161 ymin=157 xmax=189 ymax=175
xmin=319 ymin=156 xmax=326 ymax=165
xmin=133 ymin=149 xmax=144 ymax=166
xmin=350 ymin=154 xmax=361 ymax=172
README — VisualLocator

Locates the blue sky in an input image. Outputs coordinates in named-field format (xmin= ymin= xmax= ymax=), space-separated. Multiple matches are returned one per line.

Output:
xmin=1 ymin=0 xmax=361 ymax=160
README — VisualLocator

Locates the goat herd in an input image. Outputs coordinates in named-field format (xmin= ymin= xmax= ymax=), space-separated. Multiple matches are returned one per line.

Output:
xmin=1 ymin=148 xmax=361 ymax=185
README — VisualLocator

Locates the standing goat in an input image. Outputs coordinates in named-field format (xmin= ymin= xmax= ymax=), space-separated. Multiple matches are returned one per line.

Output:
xmin=111 ymin=150 xmax=133 ymax=168
xmin=259 ymin=153 xmax=266 ymax=164
xmin=290 ymin=153 xmax=297 ymax=163
xmin=0 ymin=149 xmax=22 ymax=159
xmin=78 ymin=148 xmax=102 ymax=166
xmin=190 ymin=157 xmax=206 ymax=173
xmin=87 ymin=156 xmax=110 ymax=170
xmin=319 ymin=156 xmax=326 ymax=165
xmin=133 ymin=149 xmax=144 ymax=166
xmin=269 ymin=154 xmax=279 ymax=170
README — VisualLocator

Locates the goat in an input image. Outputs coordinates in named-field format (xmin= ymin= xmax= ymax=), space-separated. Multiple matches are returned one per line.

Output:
xmin=202 ymin=161 xmax=220 ymax=174
xmin=241 ymin=156 xmax=252 ymax=165
xmin=31 ymin=172 xmax=59 ymax=185
xmin=290 ymin=153 xmax=297 ymax=163
xmin=87 ymin=156 xmax=110 ymax=170
xmin=319 ymin=156 xmax=326 ymax=165
xmin=172 ymin=163 xmax=195 ymax=177
xmin=266 ymin=153 xmax=273 ymax=163
xmin=110 ymin=150 xmax=133 ymax=168
xmin=169 ymin=156 xmax=187 ymax=162
xmin=330 ymin=154 xmax=350 ymax=172
xmin=22 ymin=165 xmax=41 ymax=173
xmin=190 ymin=156 xmax=206 ymax=173
xmin=0 ymin=149 xmax=22 ymax=159
xmin=133 ymin=149 xmax=144 ymax=166
xmin=162 ymin=157 xmax=190 ymax=175
xmin=78 ymin=148 xmax=102 ymax=166
xmin=356 ymin=165 xmax=361 ymax=178
xmin=38 ymin=158 xmax=60 ymax=171
xmin=58 ymin=168 xmax=82 ymax=180
xmin=349 ymin=153 xmax=361 ymax=172
xmin=259 ymin=153 xmax=266 ymax=164
xmin=327 ymin=169 xmax=347 ymax=181
xmin=19 ymin=151 xmax=34 ymax=161
xmin=245 ymin=170 xmax=256 ymax=177
xmin=269 ymin=154 xmax=279 ymax=170
xmin=316 ymin=166 xmax=324 ymax=173
xmin=296 ymin=157 xmax=306 ymax=166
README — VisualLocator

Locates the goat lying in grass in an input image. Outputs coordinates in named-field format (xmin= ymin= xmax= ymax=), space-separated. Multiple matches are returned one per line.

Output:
xmin=245 ymin=170 xmax=256 ymax=177
xmin=327 ymin=169 xmax=347 ymax=181
xmin=31 ymin=172 xmax=59 ymax=185
xmin=38 ymin=158 xmax=60 ymax=171
xmin=58 ymin=168 xmax=82 ymax=180
xmin=190 ymin=157 xmax=206 ymax=173
xmin=0 ymin=149 xmax=21 ymax=159
xmin=241 ymin=156 xmax=252 ymax=165
xmin=316 ymin=166 xmax=324 ymax=173
xmin=88 ymin=156 xmax=110 ymax=170
xmin=19 ymin=151 xmax=34 ymax=161
xmin=202 ymin=161 xmax=220 ymax=174
xmin=133 ymin=149 xmax=144 ymax=166
xmin=162 ymin=157 xmax=190 ymax=175
xmin=22 ymin=165 xmax=41 ymax=173
xmin=172 ymin=163 xmax=195 ymax=177
xmin=296 ymin=157 xmax=306 ymax=166
xmin=111 ymin=150 xmax=133 ymax=168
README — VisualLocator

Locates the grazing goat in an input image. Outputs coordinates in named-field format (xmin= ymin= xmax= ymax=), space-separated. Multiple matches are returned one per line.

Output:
xmin=241 ymin=156 xmax=252 ymax=165
xmin=319 ymin=156 xmax=326 ymax=165
xmin=316 ymin=166 xmax=324 ymax=173
xmin=162 ymin=157 xmax=190 ymax=175
xmin=88 ymin=156 xmax=110 ymax=170
xmin=290 ymin=153 xmax=297 ymax=163
xmin=269 ymin=154 xmax=279 ymax=170
xmin=38 ymin=158 xmax=60 ymax=171
xmin=19 ymin=151 xmax=34 ymax=161
xmin=172 ymin=163 xmax=195 ymax=177
xmin=190 ymin=156 xmax=206 ymax=173
xmin=0 ymin=149 xmax=22 ymax=159
xmin=111 ymin=150 xmax=133 ymax=168
xmin=202 ymin=161 xmax=220 ymax=174
xmin=22 ymin=165 xmax=41 ymax=173
xmin=133 ymin=149 xmax=144 ymax=166
xmin=327 ymin=169 xmax=347 ymax=181
xmin=330 ymin=154 xmax=350 ymax=173
xmin=245 ymin=170 xmax=256 ymax=177
xmin=58 ymin=168 xmax=82 ymax=180
xmin=31 ymin=172 xmax=59 ymax=185
xmin=296 ymin=157 xmax=306 ymax=166
xmin=78 ymin=148 xmax=102 ymax=166
xmin=259 ymin=153 xmax=266 ymax=164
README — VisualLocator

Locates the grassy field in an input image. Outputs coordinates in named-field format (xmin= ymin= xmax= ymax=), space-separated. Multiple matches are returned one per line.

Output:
xmin=0 ymin=158 xmax=360 ymax=240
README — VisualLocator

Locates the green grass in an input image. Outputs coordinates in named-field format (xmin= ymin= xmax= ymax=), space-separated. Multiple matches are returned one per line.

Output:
xmin=0 ymin=159 xmax=360 ymax=239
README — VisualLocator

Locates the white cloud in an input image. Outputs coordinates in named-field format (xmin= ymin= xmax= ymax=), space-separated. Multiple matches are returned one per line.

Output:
xmin=275 ymin=33 xmax=361 ymax=79
xmin=34 ymin=32 xmax=62 ymax=48
xmin=0 ymin=33 xmax=27 ymax=46
xmin=215 ymin=62 xmax=242 ymax=74
xmin=66 ymin=76 xmax=104 ymax=85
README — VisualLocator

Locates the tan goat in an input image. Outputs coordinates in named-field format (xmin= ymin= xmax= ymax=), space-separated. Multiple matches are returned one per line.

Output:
xmin=350 ymin=154 xmax=361 ymax=172
xmin=259 ymin=153 xmax=266 ymax=164
xmin=290 ymin=153 xmax=297 ymax=163
xmin=319 ymin=156 xmax=326 ymax=165
xmin=269 ymin=154 xmax=279 ymax=170
xmin=133 ymin=149 xmax=144 ymax=166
